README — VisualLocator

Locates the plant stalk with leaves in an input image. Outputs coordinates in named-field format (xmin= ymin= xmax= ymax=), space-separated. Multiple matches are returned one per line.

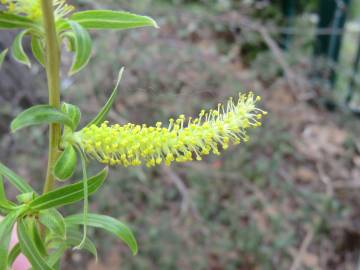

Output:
xmin=0 ymin=0 xmax=266 ymax=269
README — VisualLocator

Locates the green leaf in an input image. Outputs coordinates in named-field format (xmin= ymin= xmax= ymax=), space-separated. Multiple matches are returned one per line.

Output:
xmin=65 ymin=213 xmax=138 ymax=255
xmin=61 ymin=103 xmax=81 ymax=129
xmin=86 ymin=67 xmax=124 ymax=127
xmin=46 ymin=247 xmax=66 ymax=268
xmin=69 ymin=10 xmax=158 ymax=30
xmin=29 ymin=217 xmax=48 ymax=256
xmin=68 ymin=229 xmax=98 ymax=260
xmin=8 ymin=243 xmax=21 ymax=268
xmin=68 ymin=232 xmax=97 ymax=260
xmin=11 ymin=30 xmax=31 ymax=67
xmin=0 ymin=176 xmax=17 ymax=212
xmin=0 ymin=211 xmax=19 ymax=270
xmin=0 ymin=176 xmax=5 ymax=200
xmin=68 ymin=20 xmax=92 ymax=75
xmin=39 ymin=209 xmax=66 ymax=240
xmin=61 ymin=31 xmax=76 ymax=52
xmin=17 ymin=218 xmax=54 ymax=270
xmin=29 ymin=167 xmax=108 ymax=211
xmin=64 ymin=228 xmax=98 ymax=260
xmin=74 ymin=151 xmax=89 ymax=249
xmin=11 ymin=104 xmax=75 ymax=132
xmin=46 ymin=227 xmax=98 ymax=262
xmin=31 ymin=36 xmax=45 ymax=66
xmin=0 ymin=161 xmax=34 ymax=193
xmin=0 ymin=12 xmax=36 ymax=29
xmin=0 ymin=49 xmax=8 ymax=69
xmin=54 ymin=145 xmax=77 ymax=181
xmin=0 ymin=200 xmax=15 ymax=213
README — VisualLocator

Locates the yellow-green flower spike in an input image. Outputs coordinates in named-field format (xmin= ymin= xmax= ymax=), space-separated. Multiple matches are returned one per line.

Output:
xmin=1 ymin=0 xmax=74 ymax=20
xmin=72 ymin=93 xmax=267 ymax=168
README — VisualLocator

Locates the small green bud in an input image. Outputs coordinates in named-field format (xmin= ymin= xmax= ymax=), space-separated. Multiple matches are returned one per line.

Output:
xmin=61 ymin=102 xmax=81 ymax=130
xmin=16 ymin=192 xmax=35 ymax=204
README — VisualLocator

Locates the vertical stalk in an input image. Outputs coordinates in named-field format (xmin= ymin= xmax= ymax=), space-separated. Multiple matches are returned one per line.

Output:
xmin=41 ymin=0 xmax=61 ymax=193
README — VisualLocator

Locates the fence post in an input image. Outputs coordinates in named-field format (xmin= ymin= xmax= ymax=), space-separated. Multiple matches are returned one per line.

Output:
xmin=346 ymin=34 xmax=360 ymax=104
xmin=315 ymin=0 xmax=351 ymax=85
xmin=281 ymin=0 xmax=296 ymax=50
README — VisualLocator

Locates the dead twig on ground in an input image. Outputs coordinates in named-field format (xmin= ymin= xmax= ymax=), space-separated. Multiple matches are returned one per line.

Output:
xmin=289 ymin=227 xmax=316 ymax=270
xmin=333 ymin=180 xmax=360 ymax=189
xmin=160 ymin=165 xmax=200 ymax=220
xmin=316 ymin=162 xmax=334 ymax=196
xmin=219 ymin=13 xmax=316 ymax=101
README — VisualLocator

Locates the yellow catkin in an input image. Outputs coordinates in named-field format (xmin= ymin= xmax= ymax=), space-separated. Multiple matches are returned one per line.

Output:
xmin=1 ymin=0 xmax=74 ymax=20
xmin=72 ymin=93 xmax=267 ymax=167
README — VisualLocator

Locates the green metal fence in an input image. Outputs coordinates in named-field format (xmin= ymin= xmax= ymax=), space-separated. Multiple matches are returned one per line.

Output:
xmin=281 ymin=0 xmax=359 ymax=113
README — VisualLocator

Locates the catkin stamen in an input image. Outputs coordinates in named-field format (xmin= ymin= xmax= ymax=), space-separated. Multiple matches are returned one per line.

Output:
xmin=72 ymin=93 xmax=266 ymax=167
xmin=1 ymin=0 xmax=74 ymax=20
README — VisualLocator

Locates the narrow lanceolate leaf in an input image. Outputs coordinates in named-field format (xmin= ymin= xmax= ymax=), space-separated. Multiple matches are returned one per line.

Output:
xmin=68 ymin=20 xmax=92 ymax=75
xmin=0 ymin=161 xmax=34 ymax=193
xmin=48 ymin=227 xmax=98 ymax=260
xmin=54 ymin=145 xmax=77 ymax=181
xmin=8 ymin=243 xmax=21 ymax=268
xmin=0 ymin=211 xmax=19 ymax=270
xmin=0 ymin=49 xmax=8 ymax=69
xmin=46 ymin=246 xmax=66 ymax=267
xmin=65 ymin=213 xmax=138 ymax=255
xmin=17 ymin=218 xmax=54 ymax=270
xmin=28 ymin=218 xmax=47 ymax=256
xmin=0 ymin=176 xmax=6 ymax=200
xmin=11 ymin=105 xmax=75 ymax=133
xmin=69 ymin=10 xmax=158 ymax=30
xmin=86 ymin=68 xmax=124 ymax=127
xmin=0 ymin=12 xmax=36 ymax=29
xmin=61 ymin=31 xmax=76 ymax=52
xmin=39 ymin=209 xmax=66 ymax=240
xmin=29 ymin=167 xmax=108 ymax=211
xmin=11 ymin=30 xmax=31 ymax=67
xmin=31 ymin=36 xmax=45 ymax=66
xmin=75 ymin=152 xmax=89 ymax=249
xmin=0 ymin=175 xmax=17 ymax=212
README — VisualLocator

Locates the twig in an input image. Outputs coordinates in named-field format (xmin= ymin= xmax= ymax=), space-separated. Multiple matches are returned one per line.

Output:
xmin=258 ymin=27 xmax=298 ymax=92
xmin=237 ymin=16 xmax=299 ymax=95
xmin=316 ymin=162 xmax=334 ymax=196
xmin=160 ymin=165 xmax=199 ymax=219
xmin=225 ymin=14 xmax=321 ymax=101
xmin=290 ymin=227 xmax=315 ymax=270
xmin=333 ymin=180 xmax=360 ymax=189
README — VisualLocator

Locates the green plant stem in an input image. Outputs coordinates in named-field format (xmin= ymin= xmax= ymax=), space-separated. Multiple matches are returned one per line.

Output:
xmin=41 ymin=0 xmax=61 ymax=194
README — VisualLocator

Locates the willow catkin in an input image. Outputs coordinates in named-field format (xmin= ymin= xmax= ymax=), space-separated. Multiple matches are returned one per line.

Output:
xmin=72 ymin=93 xmax=267 ymax=167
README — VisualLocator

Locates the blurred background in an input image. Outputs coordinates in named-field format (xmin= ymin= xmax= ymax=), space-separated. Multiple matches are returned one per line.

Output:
xmin=1 ymin=0 xmax=360 ymax=269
